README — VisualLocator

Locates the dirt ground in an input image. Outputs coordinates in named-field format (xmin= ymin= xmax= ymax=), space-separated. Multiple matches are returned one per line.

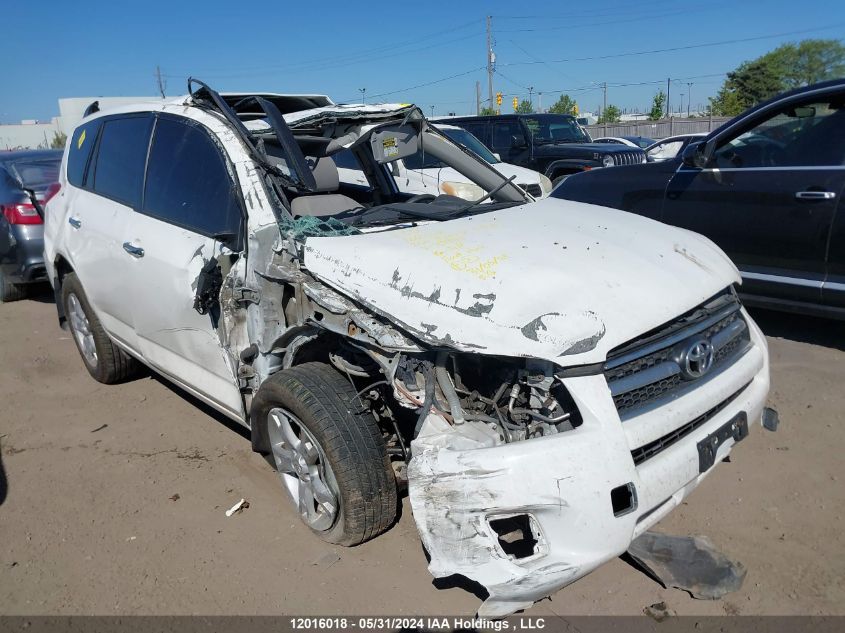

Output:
xmin=1 ymin=289 xmax=843 ymax=617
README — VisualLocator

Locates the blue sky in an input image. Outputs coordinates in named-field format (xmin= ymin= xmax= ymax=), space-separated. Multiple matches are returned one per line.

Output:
xmin=2 ymin=0 xmax=843 ymax=122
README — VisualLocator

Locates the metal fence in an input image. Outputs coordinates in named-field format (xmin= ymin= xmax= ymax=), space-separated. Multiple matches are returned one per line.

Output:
xmin=585 ymin=116 xmax=731 ymax=140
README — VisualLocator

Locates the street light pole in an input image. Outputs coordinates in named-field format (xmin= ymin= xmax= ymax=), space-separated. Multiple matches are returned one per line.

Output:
xmin=359 ymin=88 xmax=366 ymax=104
xmin=528 ymin=86 xmax=534 ymax=108
xmin=687 ymin=82 xmax=693 ymax=117
xmin=430 ymin=105 xmax=435 ymax=118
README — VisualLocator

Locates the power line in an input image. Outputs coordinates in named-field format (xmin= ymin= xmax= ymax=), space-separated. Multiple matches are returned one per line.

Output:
xmin=340 ymin=66 xmax=487 ymax=102
xmin=164 ymin=20 xmax=481 ymax=78
xmin=498 ymin=24 xmax=845 ymax=68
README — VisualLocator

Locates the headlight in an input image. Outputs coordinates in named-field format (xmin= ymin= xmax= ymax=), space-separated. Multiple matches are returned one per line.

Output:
xmin=602 ymin=155 xmax=615 ymax=168
xmin=440 ymin=181 xmax=485 ymax=201
xmin=539 ymin=174 xmax=553 ymax=196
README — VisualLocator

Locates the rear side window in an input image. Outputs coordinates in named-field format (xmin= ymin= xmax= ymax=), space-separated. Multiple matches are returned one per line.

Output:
xmin=92 ymin=116 xmax=153 ymax=207
xmin=67 ymin=120 xmax=102 ymax=187
xmin=142 ymin=117 xmax=241 ymax=238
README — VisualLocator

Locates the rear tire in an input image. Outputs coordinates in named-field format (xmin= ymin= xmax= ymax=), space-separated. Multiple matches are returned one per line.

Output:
xmin=61 ymin=273 xmax=140 ymax=384
xmin=0 ymin=274 xmax=26 ymax=302
xmin=252 ymin=362 xmax=397 ymax=546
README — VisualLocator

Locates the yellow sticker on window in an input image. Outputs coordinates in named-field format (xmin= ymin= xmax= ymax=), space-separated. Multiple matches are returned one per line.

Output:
xmin=77 ymin=129 xmax=86 ymax=150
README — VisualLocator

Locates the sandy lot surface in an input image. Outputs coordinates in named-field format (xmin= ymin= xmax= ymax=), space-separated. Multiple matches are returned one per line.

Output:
xmin=1 ymin=290 xmax=843 ymax=617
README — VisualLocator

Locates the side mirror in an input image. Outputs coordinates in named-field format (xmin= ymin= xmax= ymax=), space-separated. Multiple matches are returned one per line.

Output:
xmin=492 ymin=152 xmax=501 ymax=161
xmin=681 ymin=141 xmax=709 ymax=169
xmin=511 ymin=135 xmax=527 ymax=149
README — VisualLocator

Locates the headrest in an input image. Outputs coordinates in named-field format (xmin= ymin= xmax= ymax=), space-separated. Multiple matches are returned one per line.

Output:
xmin=305 ymin=156 xmax=339 ymax=193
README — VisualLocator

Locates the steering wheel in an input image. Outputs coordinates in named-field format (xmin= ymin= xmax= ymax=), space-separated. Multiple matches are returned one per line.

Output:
xmin=405 ymin=193 xmax=437 ymax=203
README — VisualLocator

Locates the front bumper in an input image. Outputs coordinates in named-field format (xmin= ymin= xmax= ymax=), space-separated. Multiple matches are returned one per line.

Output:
xmin=408 ymin=310 xmax=769 ymax=617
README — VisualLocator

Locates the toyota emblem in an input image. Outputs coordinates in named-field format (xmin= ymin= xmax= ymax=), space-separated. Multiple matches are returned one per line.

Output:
xmin=680 ymin=338 xmax=715 ymax=379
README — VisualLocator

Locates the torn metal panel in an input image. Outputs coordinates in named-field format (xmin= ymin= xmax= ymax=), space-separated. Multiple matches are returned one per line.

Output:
xmin=302 ymin=198 xmax=740 ymax=365
xmin=627 ymin=531 xmax=747 ymax=600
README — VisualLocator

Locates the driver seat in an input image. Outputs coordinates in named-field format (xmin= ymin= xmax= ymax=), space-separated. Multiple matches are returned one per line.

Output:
xmin=290 ymin=157 xmax=360 ymax=217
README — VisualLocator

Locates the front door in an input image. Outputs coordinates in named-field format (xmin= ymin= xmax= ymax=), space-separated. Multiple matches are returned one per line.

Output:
xmin=662 ymin=92 xmax=845 ymax=304
xmin=124 ymin=114 xmax=245 ymax=418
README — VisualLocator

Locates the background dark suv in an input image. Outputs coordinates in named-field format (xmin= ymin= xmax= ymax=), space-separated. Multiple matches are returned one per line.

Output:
xmin=436 ymin=113 xmax=645 ymax=186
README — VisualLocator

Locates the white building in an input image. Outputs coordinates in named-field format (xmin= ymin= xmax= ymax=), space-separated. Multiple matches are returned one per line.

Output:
xmin=1 ymin=96 xmax=165 ymax=150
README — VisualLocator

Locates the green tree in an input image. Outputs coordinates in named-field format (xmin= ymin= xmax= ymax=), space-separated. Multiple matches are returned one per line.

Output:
xmin=479 ymin=106 xmax=497 ymax=116
xmin=709 ymin=39 xmax=845 ymax=116
xmin=597 ymin=104 xmax=621 ymax=124
xmin=548 ymin=94 xmax=577 ymax=115
xmin=50 ymin=131 xmax=67 ymax=149
xmin=515 ymin=99 xmax=534 ymax=114
xmin=649 ymin=91 xmax=666 ymax=120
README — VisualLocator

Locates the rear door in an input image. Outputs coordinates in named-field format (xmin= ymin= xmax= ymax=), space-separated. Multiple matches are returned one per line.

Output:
xmin=64 ymin=114 xmax=152 ymax=350
xmin=124 ymin=114 xmax=245 ymax=418
xmin=662 ymin=92 xmax=845 ymax=304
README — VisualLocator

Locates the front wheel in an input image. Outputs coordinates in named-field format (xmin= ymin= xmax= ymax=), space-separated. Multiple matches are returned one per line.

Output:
xmin=251 ymin=362 xmax=397 ymax=546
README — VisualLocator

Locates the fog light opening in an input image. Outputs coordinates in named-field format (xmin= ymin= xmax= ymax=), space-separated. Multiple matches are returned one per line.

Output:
xmin=611 ymin=482 xmax=638 ymax=517
xmin=489 ymin=514 xmax=538 ymax=559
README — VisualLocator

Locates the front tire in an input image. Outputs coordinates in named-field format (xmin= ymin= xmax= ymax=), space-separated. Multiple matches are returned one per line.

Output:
xmin=252 ymin=362 xmax=397 ymax=546
xmin=61 ymin=273 xmax=140 ymax=383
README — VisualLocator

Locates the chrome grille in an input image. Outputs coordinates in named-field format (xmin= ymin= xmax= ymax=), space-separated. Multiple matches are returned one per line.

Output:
xmin=612 ymin=151 xmax=646 ymax=166
xmin=605 ymin=290 xmax=752 ymax=418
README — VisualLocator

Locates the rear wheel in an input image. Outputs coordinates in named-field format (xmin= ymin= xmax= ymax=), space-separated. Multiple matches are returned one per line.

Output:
xmin=61 ymin=273 xmax=140 ymax=383
xmin=252 ymin=362 xmax=397 ymax=546
xmin=0 ymin=274 xmax=26 ymax=302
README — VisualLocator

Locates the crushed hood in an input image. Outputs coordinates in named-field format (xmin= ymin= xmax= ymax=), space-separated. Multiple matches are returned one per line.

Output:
xmin=302 ymin=198 xmax=739 ymax=366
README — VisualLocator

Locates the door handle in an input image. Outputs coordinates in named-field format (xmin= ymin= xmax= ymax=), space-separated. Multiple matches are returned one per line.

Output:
xmin=795 ymin=190 xmax=836 ymax=200
xmin=122 ymin=242 xmax=145 ymax=258
xmin=68 ymin=217 xmax=81 ymax=229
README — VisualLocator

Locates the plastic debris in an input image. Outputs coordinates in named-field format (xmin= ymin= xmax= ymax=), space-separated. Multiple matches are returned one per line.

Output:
xmin=627 ymin=531 xmax=747 ymax=600
xmin=225 ymin=498 xmax=249 ymax=517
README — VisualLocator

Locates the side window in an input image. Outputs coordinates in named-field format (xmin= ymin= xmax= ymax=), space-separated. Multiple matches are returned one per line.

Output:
xmin=491 ymin=120 xmax=523 ymax=150
xmin=461 ymin=122 xmax=488 ymax=145
xmin=91 ymin=116 xmax=152 ymax=209
xmin=648 ymin=140 xmax=683 ymax=161
xmin=67 ymin=119 xmax=102 ymax=187
xmin=91 ymin=116 xmax=152 ymax=207
xmin=143 ymin=117 xmax=241 ymax=238
xmin=713 ymin=98 xmax=845 ymax=168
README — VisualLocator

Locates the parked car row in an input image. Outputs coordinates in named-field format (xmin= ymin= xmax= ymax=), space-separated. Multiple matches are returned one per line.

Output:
xmin=38 ymin=79 xmax=770 ymax=617
xmin=0 ymin=150 xmax=62 ymax=300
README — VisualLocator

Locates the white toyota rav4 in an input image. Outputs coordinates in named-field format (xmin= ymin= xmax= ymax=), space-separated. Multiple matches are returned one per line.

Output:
xmin=45 ymin=80 xmax=771 ymax=617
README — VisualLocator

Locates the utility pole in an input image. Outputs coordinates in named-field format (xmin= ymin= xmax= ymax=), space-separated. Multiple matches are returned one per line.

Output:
xmin=680 ymin=93 xmax=685 ymax=117
xmin=359 ymin=88 xmax=366 ymax=104
xmin=666 ymin=77 xmax=671 ymax=118
xmin=602 ymin=82 xmax=608 ymax=134
xmin=687 ymin=82 xmax=693 ymax=117
xmin=155 ymin=65 xmax=166 ymax=98
xmin=476 ymin=81 xmax=481 ymax=115
xmin=486 ymin=15 xmax=494 ymax=109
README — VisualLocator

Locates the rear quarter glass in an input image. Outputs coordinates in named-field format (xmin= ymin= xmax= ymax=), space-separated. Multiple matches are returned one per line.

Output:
xmin=68 ymin=120 xmax=103 ymax=187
